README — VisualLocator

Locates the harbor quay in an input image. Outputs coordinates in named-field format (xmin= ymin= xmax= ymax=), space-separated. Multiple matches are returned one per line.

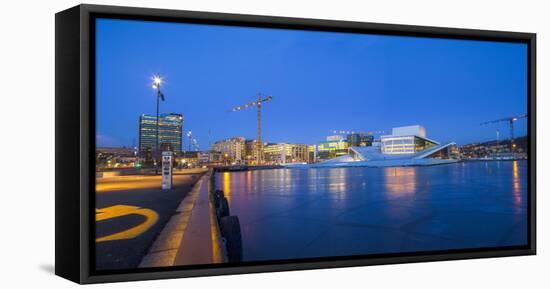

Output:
xmin=95 ymin=169 xmax=206 ymax=270
xmin=95 ymin=167 xmax=245 ymax=269
xmin=94 ymin=158 xmax=527 ymax=269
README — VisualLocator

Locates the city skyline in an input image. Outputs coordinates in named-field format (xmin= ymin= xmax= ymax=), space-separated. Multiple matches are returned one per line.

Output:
xmin=96 ymin=18 xmax=528 ymax=148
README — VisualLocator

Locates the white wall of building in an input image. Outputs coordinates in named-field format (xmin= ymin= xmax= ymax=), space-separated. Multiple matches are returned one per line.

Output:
xmin=392 ymin=125 xmax=427 ymax=138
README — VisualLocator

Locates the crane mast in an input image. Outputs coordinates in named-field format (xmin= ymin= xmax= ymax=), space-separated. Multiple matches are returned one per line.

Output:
xmin=257 ymin=94 xmax=262 ymax=164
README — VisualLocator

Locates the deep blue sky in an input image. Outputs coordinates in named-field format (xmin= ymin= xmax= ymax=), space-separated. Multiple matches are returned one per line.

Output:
xmin=96 ymin=18 xmax=528 ymax=148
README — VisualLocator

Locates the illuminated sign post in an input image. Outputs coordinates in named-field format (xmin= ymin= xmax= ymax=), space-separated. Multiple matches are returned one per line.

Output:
xmin=161 ymin=151 xmax=173 ymax=190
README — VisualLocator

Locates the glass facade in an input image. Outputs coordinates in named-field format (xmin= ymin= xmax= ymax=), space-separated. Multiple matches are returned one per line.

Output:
xmin=308 ymin=145 xmax=317 ymax=163
xmin=381 ymin=135 xmax=437 ymax=154
xmin=414 ymin=137 xmax=437 ymax=152
xmin=159 ymin=114 xmax=183 ymax=152
xmin=347 ymin=133 xmax=374 ymax=147
xmin=139 ymin=113 xmax=183 ymax=154
xmin=317 ymin=139 xmax=349 ymax=160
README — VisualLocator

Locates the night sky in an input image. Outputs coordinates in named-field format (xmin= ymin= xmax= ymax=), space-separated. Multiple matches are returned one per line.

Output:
xmin=96 ymin=18 xmax=528 ymax=149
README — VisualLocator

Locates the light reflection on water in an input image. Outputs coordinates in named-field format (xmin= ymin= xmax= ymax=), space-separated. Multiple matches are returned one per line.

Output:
xmin=223 ymin=172 xmax=231 ymax=205
xmin=217 ymin=161 xmax=528 ymax=209
xmin=246 ymin=170 xmax=252 ymax=193
xmin=383 ymin=167 xmax=417 ymax=197
xmin=215 ymin=161 xmax=528 ymax=261
xmin=513 ymin=160 xmax=521 ymax=206
xmin=328 ymin=168 xmax=348 ymax=196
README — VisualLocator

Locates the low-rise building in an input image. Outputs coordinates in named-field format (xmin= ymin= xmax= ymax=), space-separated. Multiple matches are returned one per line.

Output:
xmin=96 ymin=147 xmax=138 ymax=170
xmin=317 ymin=135 xmax=349 ymax=160
xmin=308 ymin=145 xmax=317 ymax=163
xmin=176 ymin=151 xmax=199 ymax=168
xmin=244 ymin=139 xmax=262 ymax=164
xmin=198 ymin=151 xmax=224 ymax=165
xmin=211 ymin=137 xmax=246 ymax=164
xmin=263 ymin=143 xmax=312 ymax=164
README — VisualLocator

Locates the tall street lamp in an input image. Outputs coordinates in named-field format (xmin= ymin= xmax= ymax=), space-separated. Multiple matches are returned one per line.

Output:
xmin=152 ymin=74 xmax=165 ymax=174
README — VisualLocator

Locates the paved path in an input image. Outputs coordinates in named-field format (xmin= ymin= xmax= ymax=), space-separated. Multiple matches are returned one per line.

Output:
xmin=95 ymin=173 xmax=202 ymax=270
xmin=139 ymin=171 xmax=226 ymax=268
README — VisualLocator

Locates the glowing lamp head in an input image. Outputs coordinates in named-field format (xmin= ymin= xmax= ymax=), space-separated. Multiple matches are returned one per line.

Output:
xmin=152 ymin=74 xmax=162 ymax=89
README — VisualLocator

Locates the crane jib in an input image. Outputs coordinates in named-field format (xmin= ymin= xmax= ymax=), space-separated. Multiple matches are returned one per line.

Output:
xmin=227 ymin=94 xmax=273 ymax=165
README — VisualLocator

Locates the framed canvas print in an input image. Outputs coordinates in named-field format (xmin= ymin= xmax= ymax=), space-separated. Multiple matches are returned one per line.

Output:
xmin=55 ymin=4 xmax=536 ymax=284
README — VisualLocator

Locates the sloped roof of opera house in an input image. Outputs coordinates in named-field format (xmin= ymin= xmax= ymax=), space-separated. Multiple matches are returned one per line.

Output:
xmin=349 ymin=142 xmax=457 ymax=161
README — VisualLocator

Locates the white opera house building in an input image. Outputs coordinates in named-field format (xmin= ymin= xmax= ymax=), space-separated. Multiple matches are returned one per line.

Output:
xmin=288 ymin=125 xmax=460 ymax=168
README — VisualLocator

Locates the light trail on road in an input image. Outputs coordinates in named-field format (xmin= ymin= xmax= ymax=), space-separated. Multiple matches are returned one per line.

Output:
xmin=96 ymin=175 xmax=192 ymax=192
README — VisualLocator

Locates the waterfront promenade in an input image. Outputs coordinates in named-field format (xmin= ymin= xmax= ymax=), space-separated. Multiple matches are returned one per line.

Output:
xmin=96 ymin=167 xmax=237 ymax=270
xmin=139 ymin=170 xmax=227 ymax=267
xmin=95 ymin=161 xmax=528 ymax=269
xmin=95 ymin=169 xmax=206 ymax=270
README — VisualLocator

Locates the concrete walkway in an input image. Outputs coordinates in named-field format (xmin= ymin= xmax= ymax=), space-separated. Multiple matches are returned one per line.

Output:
xmin=174 ymin=173 xmax=226 ymax=265
xmin=95 ymin=174 xmax=199 ymax=270
xmin=139 ymin=171 xmax=225 ymax=267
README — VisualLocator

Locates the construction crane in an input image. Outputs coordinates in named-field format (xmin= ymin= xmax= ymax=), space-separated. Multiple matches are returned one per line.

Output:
xmin=480 ymin=114 xmax=527 ymax=153
xmin=228 ymin=93 xmax=273 ymax=164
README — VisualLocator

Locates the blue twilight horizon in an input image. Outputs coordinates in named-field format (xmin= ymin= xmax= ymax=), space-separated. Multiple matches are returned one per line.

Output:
xmin=95 ymin=18 xmax=528 ymax=149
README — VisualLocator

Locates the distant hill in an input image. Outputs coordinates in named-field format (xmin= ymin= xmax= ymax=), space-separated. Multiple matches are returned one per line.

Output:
xmin=459 ymin=135 xmax=528 ymax=158
xmin=461 ymin=135 xmax=528 ymax=149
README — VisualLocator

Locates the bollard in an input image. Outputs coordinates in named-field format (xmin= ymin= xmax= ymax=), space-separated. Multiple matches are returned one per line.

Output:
xmin=209 ymin=175 xmax=216 ymax=194
xmin=216 ymin=196 xmax=230 ymax=221
xmin=213 ymin=190 xmax=224 ymax=207
xmin=220 ymin=216 xmax=243 ymax=262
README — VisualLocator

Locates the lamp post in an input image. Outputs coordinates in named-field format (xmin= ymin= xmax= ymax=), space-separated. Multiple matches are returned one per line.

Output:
xmin=152 ymin=74 xmax=164 ymax=174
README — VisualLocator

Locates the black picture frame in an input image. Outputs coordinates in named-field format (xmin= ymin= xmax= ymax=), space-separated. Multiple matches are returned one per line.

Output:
xmin=55 ymin=4 xmax=536 ymax=284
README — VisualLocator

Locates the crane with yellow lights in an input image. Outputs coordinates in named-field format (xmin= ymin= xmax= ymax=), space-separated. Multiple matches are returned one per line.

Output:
xmin=480 ymin=114 xmax=527 ymax=153
xmin=228 ymin=94 xmax=273 ymax=165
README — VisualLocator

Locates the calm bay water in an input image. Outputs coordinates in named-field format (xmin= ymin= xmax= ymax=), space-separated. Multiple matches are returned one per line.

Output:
xmin=216 ymin=161 xmax=528 ymax=262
